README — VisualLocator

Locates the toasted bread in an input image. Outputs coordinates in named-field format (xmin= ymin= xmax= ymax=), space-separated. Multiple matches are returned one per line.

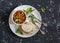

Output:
xmin=21 ymin=22 xmax=37 ymax=33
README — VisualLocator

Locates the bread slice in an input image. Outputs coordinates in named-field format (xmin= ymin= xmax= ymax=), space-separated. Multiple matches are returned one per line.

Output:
xmin=21 ymin=22 xmax=37 ymax=33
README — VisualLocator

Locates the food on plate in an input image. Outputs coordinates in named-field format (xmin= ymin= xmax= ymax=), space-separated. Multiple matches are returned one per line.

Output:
xmin=16 ymin=28 xmax=23 ymax=34
xmin=15 ymin=22 xmax=38 ymax=35
xmin=22 ymin=22 xmax=37 ymax=33
xmin=15 ymin=7 xmax=40 ymax=35
xmin=29 ymin=14 xmax=41 ymax=23
xmin=23 ymin=7 xmax=40 ymax=24
xmin=23 ymin=7 xmax=33 ymax=14
xmin=13 ymin=11 xmax=26 ymax=24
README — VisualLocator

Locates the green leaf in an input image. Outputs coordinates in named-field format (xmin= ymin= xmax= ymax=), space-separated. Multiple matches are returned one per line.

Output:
xmin=27 ymin=7 xmax=32 ymax=13
xmin=29 ymin=14 xmax=35 ymax=19
xmin=29 ymin=14 xmax=35 ymax=23
xmin=29 ymin=14 xmax=41 ymax=23
xmin=16 ymin=29 xmax=23 ymax=34
xmin=23 ymin=7 xmax=33 ymax=15
xmin=23 ymin=9 xmax=27 ymax=13
xmin=34 ymin=21 xmax=39 ymax=23
xmin=40 ymin=7 xmax=46 ymax=12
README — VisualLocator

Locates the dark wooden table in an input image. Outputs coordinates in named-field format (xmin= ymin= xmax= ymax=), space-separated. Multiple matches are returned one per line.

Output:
xmin=0 ymin=0 xmax=60 ymax=43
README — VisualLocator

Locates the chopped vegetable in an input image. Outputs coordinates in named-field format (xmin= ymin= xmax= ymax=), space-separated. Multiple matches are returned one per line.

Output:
xmin=16 ymin=29 xmax=23 ymax=34
xmin=13 ymin=11 xmax=26 ymax=24
xmin=23 ymin=7 xmax=33 ymax=14
xmin=15 ymin=19 xmax=19 ymax=22
xmin=18 ymin=19 xmax=22 ymax=22
xmin=40 ymin=7 xmax=46 ymax=12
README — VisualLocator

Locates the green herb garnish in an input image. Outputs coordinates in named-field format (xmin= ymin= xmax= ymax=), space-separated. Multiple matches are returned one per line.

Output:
xmin=23 ymin=7 xmax=41 ymax=24
xmin=23 ymin=7 xmax=33 ymax=14
xmin=29 ymin=14 xmax=41 ymax=23
xmin=40 ymin=7 xmax=46 ymax=12
xmin=16 ymin=29 xmax=23 ymax=34
xmin=29 ymin=14 xmax=35 ymax=23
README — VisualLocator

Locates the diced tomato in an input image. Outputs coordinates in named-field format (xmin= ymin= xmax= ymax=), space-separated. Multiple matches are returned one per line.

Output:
xmin=13 ymin=11 xmax=26 ymax=24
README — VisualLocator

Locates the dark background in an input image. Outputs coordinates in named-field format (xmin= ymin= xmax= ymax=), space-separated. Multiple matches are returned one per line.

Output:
xmin=0 ymin=0 xmax=60 ymax=43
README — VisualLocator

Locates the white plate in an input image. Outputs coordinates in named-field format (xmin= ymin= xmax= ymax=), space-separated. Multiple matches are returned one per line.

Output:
xmin=9 ymin=5 xmax=42 ymax=38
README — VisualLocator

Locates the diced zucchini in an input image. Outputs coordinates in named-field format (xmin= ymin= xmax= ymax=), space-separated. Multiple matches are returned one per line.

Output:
xmin=18 ymin=19 xmax=22 ymax=22
xmin=15 ymin=19 xmax=19 ymax=22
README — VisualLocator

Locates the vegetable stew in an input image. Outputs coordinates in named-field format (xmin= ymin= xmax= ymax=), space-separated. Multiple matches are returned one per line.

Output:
xmin=13 ymin=11 xmax=26 ymax=24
